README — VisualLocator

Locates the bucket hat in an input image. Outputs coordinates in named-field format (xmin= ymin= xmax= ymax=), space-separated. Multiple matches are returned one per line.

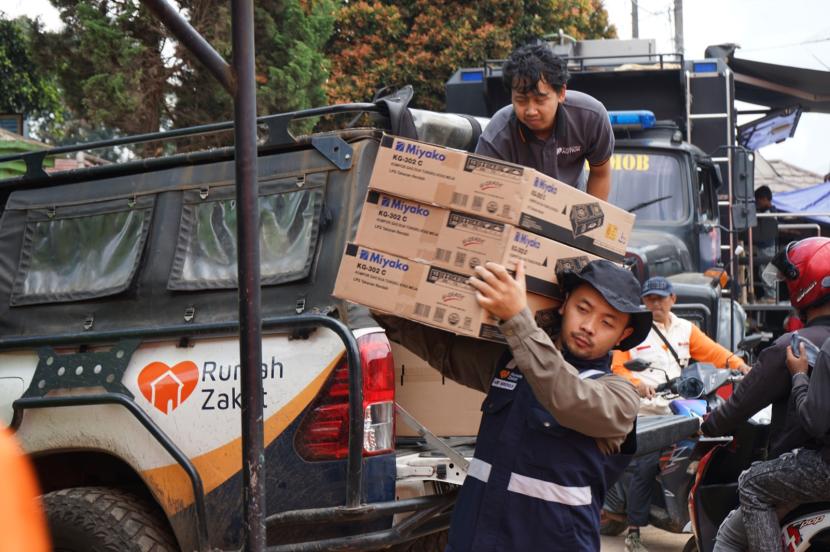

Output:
xmin=557 ymin=260 xmax=652 ymax=350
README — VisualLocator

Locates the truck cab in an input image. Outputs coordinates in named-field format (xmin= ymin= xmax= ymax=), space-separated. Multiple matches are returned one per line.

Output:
xmin=607 ymin=121 xmax=723 ymax=281
xmin=445 ymin=39 xmax=769 ymax=350
xmin=447 ymin=37 xmax=830 ymax=343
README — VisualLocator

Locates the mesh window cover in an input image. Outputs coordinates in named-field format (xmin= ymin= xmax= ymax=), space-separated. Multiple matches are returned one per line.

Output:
xmin=168 ymin=180 xmax=324 ymax=290
xmin=11 ymin=197 xmax=153 ymax=306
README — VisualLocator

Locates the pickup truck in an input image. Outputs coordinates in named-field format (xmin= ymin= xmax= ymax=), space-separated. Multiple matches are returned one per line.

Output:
xmin=0 ymin=95 xmax=699 ymax=551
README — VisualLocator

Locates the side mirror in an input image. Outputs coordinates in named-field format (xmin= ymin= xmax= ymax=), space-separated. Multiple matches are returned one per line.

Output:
xmin=737 ymin=333 xmax=763 ymax=351
xmin=730 ymin=148 xmax=756 ymax=231
xmin=624 ymin=358 xmax=651 ymax=372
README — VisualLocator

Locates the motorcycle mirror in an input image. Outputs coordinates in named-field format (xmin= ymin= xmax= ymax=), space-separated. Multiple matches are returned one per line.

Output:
xmin=624 ymin=358 xmax=651 ymax=372
xmin=738 ymin=333 xmax=763 ymax=350
xmin=676 ymin=377 xmax=705 ymax=399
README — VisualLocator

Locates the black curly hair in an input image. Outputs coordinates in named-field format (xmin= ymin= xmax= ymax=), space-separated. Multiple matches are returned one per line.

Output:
xmin=502 ymin=44 xmax=570 ymax=95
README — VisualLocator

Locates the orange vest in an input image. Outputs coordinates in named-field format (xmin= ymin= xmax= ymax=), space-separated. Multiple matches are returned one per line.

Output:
xmin=0 ymin=428 xmax=50 ymax=552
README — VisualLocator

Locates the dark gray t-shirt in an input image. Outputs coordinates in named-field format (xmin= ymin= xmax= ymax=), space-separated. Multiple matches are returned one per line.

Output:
xmin=475 ymin=90 xmax=614 ymax=188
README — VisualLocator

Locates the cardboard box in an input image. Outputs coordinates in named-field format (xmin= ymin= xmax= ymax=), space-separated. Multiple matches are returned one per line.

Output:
xmin=392 ymin=343 xmax=484 ymax=437
xmin=516 ymin=172 xmax=633 ymax=260
xmin=333 ymin=243 xmax=560 ymax=342
xmin=369 ymin=134 xmax=634 ymax=261
xmin=355 ymin=190 xmax=601 ymax=299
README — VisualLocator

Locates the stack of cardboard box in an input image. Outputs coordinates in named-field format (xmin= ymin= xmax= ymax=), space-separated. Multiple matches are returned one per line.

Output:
xmin=334 ymin=134 xmax=635 ymax=343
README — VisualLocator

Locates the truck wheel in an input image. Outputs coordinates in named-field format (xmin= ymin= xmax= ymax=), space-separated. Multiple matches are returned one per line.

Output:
xmin=43 ymin=486 xmax=178 ymax=552
xmin=388 ymin=529 xmax=449 ymax=552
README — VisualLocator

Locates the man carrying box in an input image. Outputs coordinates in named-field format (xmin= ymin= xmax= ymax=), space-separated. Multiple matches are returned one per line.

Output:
xmin=374 ymin=259 xmax=650 ymax=551
xmin=476 ymin=44 xmax=615 ymax=200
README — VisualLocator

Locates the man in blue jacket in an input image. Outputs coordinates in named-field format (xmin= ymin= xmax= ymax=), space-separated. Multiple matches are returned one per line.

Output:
xmin=376 ymin=259 xmax=650 ymax=550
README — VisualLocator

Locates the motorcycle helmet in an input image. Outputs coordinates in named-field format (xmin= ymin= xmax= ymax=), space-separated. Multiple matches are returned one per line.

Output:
xmin=762 ymin=237 xmax=830 ymax=311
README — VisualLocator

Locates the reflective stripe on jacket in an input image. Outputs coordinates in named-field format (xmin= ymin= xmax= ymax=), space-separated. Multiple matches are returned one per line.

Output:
xmin=446 ymin=353 xmax=630 ymax=552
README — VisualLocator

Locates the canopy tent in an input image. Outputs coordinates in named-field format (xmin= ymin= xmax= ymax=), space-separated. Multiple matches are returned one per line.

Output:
xmin=705 ymin=44 xmax=830 ymax=113
xmin=772 ymin=180 xmax=830 ymax=225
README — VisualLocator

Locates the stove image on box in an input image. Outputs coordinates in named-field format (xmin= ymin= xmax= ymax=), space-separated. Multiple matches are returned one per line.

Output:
xmin=554 ymin=255 xmax=591 ymax=274
xmin=569 ymin=202 xmax=604 ymax=237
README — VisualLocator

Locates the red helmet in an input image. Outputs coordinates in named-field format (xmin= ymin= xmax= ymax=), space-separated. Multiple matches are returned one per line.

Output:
xmin=763 ymin=237 xmax=830 ymax=310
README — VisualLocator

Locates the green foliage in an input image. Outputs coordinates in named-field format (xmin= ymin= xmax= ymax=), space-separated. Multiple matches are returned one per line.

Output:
xmin=30 ymin=0 xmax=336 ymax=152
xmin=0 ymin=16 xmax=63 ymax=119
xmin=326 ymin=0 xmax=617 ymax=110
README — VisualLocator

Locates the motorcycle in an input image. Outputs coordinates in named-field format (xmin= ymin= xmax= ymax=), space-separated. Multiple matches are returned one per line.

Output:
xmin=601 ymin=360 xmax=742 ymax=537
xmin=686 ymin=333 xmax=830 ymax=552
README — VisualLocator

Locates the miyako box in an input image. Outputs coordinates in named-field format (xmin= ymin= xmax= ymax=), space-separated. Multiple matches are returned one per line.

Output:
xmin=517 ymin=172 xmax=635 ymax=261
xmin=333 ymin=243 xmax=560 ymax=342
xmin=369 ymin=134 xmax=529 ymax=225
xmin=368 ymin=134 xmax=635 ymax=261
xmin=355 ymin=191 xmax=600 ymax=299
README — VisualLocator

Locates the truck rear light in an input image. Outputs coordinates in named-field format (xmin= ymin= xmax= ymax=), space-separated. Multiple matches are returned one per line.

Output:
xmin=295 ymin=332 xmax=395 ymax=461
xmin=364 ymin=401 xmax=394 ymax=454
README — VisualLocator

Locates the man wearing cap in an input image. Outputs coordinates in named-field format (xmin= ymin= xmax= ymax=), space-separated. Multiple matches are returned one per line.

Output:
xmin=609 ymin=276 xmax=748 ymax=552
xmin=373 ymin=259 xmax=649 ymax=551
xmin=613 ymin=276 xmax=749 ymax=412
xmin=476 ymin=43 xmax=614 ymax=200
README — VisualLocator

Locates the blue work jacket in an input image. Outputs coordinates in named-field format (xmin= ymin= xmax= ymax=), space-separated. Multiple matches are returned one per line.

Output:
xmin=446 ymin=351 xmax=633 ymax=552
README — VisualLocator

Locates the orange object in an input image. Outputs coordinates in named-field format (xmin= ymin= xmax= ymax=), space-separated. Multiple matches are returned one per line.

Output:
xmin=612 ymin=324 xmax=745 ymax=385
xmin=0 ymin=428 xmax=50 ymax=552
xmin=703 ymin=267 xmax=730 ymax=289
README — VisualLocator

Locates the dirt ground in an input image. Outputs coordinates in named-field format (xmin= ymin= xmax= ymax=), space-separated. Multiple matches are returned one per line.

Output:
xmin=601 ymin=526 xmax=692 ymax=551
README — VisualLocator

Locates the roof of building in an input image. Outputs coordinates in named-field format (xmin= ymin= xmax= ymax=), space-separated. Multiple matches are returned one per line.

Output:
xmin=754 ymin=153 xmax=824 ymax=194
xmin=0 ymin=128 xmax=49 ymax=148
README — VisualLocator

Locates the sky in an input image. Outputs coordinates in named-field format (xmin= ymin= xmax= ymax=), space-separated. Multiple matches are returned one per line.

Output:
xmin=5 ymin=0 xmax=830 ymax=177
xmin=604 ymin=0 xmax=830 ymax=177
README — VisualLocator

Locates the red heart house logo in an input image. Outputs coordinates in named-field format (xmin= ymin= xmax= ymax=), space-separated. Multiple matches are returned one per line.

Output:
xmin=138 ymin=361 xmax=199 ymax=414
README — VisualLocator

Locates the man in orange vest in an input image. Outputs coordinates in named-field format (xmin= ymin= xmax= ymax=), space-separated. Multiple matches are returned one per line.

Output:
xmin=609 ymin=276 xmax=748 ymax=552
xmin=0 ymin=427 xmax=50 ymax=552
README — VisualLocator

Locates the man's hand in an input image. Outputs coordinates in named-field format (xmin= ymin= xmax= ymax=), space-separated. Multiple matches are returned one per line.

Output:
xmin=786 ymin=344 xmax=809 ymax=376
xmin=735 ymin=363 xmax=751 ymax=374
xmin=468 ymin=261 xmax=527 ymax=321
xmin=636 ymin=381 xmax=656 ymax=399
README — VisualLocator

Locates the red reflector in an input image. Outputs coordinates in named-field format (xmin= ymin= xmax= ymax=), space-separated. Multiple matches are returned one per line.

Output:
xmin=295 ymin=332 xmax=396 ymax=461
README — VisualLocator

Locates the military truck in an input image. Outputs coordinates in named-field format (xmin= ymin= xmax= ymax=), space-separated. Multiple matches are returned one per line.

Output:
xmin=447 ymin=37 xmax=830 ymax=347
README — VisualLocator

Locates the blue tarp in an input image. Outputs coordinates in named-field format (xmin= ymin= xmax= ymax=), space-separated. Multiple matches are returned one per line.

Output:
xmin=772 ymin=181 xmax=830 ymax=225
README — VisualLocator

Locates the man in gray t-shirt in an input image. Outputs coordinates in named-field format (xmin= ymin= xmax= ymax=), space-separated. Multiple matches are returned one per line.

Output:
xmin=476 ymin=44 xmax=614 ymax=200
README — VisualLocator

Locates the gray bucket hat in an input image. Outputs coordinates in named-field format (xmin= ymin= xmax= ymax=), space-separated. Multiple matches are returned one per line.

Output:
xmin=557 ymin=259 xmax=652 ymax=350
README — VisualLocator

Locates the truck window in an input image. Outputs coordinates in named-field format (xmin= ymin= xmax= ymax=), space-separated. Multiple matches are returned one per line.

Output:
xmin=11 ymin=196 xmax=155 ymax=306
xmin=168 ymin=174 xmax=325 ymax=290
xmin=606 ymin=152 xmax=688 ymax=224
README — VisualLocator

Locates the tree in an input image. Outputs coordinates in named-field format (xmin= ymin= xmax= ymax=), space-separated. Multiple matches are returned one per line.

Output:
xmin=0 ymin=15 xmax=62 ymax=122
xmin=30 ymin=0 xmax=335 ymax=152
xmin=325 ymin=0 xmax=616 ymax=110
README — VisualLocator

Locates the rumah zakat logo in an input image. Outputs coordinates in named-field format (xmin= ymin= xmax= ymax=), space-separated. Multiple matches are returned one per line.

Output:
xmin=138 ymin=361 xmax=199 ymax=414
xmin=462 ymin=237 xmax=485 ymax=247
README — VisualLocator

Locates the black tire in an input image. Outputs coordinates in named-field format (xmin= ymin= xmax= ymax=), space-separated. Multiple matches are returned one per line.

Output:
xmin=682 ymin=536 xmax=699 ymax=552
xmin=388 ymin=529 xmax=449 ymax=552
xmin=43 ymin=486 xmax=179 ymax=552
